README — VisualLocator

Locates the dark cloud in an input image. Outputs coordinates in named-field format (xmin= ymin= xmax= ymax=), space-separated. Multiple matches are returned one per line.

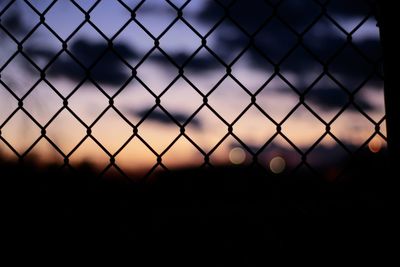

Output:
xmin=25 ymin=47 xmax=55 ymax=59
xmin=149 ymin=52 xmax=221 ymax=72
xmin=1 ymin=11 xmax=25 ymax=35
xmin=10 ymin=0 xmax=382 ymax=90
xmin=70 ymin=39 xmax=137 ymax=66
xmin=198 ymin=0 xmax=274 ymax=34
xmin=327 ymin=42 xmax=381 ymax=87
xmin=353 ymin=38 xmax=382 ymax=61
xmin=279 ymin=37 xmax=382 ymax=86
xmin=326 ymin=0 xmax=376 ymax=17
xmin=306 ymin=88 xmax=374 ymax=112
xmin=199 ymin=0 xmax=375 ymax=28
xmin=197 ymin=0 xmax=382 ymax=86
xmin=27 ymin=38 xmax=138 ymax=86
xmin=132 ymin=108 xmax=202 ymax=128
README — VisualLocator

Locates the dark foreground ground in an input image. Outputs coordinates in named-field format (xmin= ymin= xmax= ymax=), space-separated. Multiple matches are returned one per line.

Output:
xmin=1 ymin=151 xmax=396 ymax=264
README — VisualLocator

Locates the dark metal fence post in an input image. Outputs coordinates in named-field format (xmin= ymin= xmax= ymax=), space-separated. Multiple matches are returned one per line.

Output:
xmin=376 ymin=1 xmax=399 ymax=165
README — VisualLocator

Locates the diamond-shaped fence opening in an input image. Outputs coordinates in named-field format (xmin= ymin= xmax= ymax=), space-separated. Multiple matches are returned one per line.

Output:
xmin=183 ymin=48 xmax=227 ymax=94
xmin=0 ymin=84 xmax=18 ymax=124
xmin=135 ymin=0 xmax=178 ymax=37
xmin=67 ymin=82 xmax=109 ymax=124
xmin=45 ymin=1 xmax=85 ymax=40
xmin=233 ymin=106 xmax=276 ymax=153
xmin=161 ymin=136 xmax=205 ymax=170
xmin=23 ymin=25 xmax=62 ymax=69
xmin=255 ymin=76 xmax=299 ymax=122
xmin=1 ymin=1 xmax=40 ymax=41
xmin=0 ymin=31 xmax=17 ymax=67
xmin=0 ymin=0 xmax=389 ymax=182
xmin=160 ymin=78 xmax=203 ymax=117
xmin=45 ymin=109 xmax=87 ymax=154
xmin=1 ymin=53 xmax=40 ymax=97
xmin=257 ymin=134 xmax=303 ymax=172
xmin=90 ymin=0 xmax=131 ymax=38
xmin=1 ymin=110 xmax=42 ymax=155
xmin=23 ymin=81 xmax=63 ymax=125
xmin=207 ymin=76 xmax=251 ymax=123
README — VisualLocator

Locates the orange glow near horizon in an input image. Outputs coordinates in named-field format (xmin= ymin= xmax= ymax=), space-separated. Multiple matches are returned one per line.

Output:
xmin=0 ymin=76 xmax=388 ymax=174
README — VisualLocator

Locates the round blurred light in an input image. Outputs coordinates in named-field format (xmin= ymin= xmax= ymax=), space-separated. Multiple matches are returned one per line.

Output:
xmin=368 ymin=138 xmax=382 ymax=153
xmin=270 ymin=156 xmax=286 ymax=174
xmin=229 ymin=147 xmax=246 ymax=165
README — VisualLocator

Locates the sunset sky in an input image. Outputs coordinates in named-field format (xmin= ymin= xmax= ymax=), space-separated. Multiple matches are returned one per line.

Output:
xmin=0 ymin=0 xmax=386 ymax=177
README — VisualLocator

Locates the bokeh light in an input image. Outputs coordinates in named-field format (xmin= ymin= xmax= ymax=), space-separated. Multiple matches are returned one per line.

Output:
xmin=269 ymin=156 xmax=286 ymax=174
xmin=229 ymin=147 xmax=246 ymax=165
xmin=368 ymin=138 xmax=382 ymax=153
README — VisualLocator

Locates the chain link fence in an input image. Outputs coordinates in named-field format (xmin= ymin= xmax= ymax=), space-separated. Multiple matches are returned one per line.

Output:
xmin=0 ymin=0 xmax=386 ymax=181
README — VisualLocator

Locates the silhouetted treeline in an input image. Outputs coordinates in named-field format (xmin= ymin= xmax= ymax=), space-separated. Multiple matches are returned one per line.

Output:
xmin=1 ymin=150 xmax=394 ymax=264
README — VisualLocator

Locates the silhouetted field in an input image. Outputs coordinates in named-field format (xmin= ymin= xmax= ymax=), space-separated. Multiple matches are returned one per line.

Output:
xmin=1 ymin=150 xmax=394 ymax=263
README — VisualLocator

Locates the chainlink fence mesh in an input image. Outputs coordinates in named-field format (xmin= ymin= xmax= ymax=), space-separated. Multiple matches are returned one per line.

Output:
xmin=0 ymin=0 xmax=386 ymax=181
